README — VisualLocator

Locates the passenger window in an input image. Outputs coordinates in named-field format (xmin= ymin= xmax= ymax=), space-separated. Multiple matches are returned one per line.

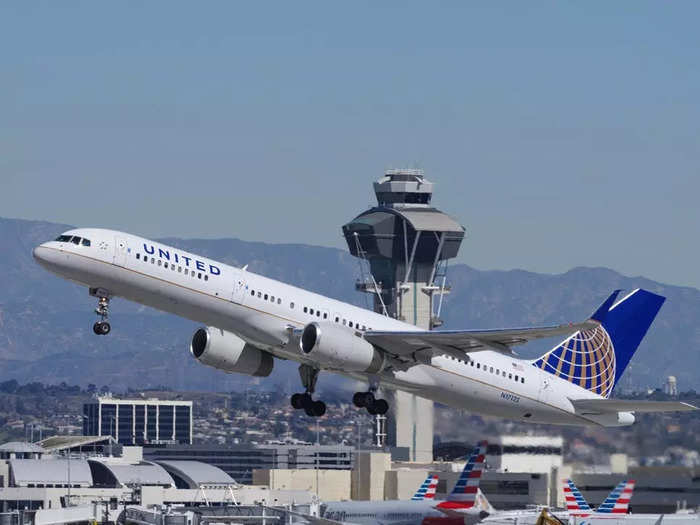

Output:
xmin=514 ymin=375 xmax=518 ymax=382
xmin=136 ymin=253 xmax=140 ymax=260
xmin=178 ymin=267 xmax=182 ymax=272
xmin=151 ymin=258 xmax=155 ymax=264
xmin=304 ymin=307 xmax=308 ymax=313
xmin=290 ymin=302 xmax=294 ymax=309
xmin=171 ymin=265 xmax=175 ymax=271
xmin=264 ymin=294 xmax=268 ymax=300
xmin=251 ymin=290 xmax=255 ymax=296
xmin=277 ymin=298 xmax=281 ymax=305
xmin=343 ymin=319 xmax=347 ymax=325
xmin=490 ymin=367 xmax=494 ymax=373
xmin=361 ymin=325 xmax=365 ymax=330
xmin=164 ymin=262 xmax=168 ymax=268
xmin=71 ymin=237 xmax=81 ymax=245
xmin=257 ymin=292 xmax=261 ymax=298
xmin=197 ymin=273 xmax=202 ymax=279
xmin=521 ymin=377 xmax=525 ymax=383
xmin=158 ymin=260 xmax=162 ymax=266
xmin=470 ymin=361 xmax=474 ymax=366
xmin=349 ymin=322 xmax=353 ymax=328
xmin=270 ymin=296 xmax=275 ymax=302
xmin=316 ymin=311 xmax=320 ymax=317
xmin=508 ymin=373 xmax=512 ymax=379
xmin=335 ymin=317 xmax=339 ymax=322
xmin=323 ymin=313 xmax=328 ymax=319
xmin=477 ymin=363 xmax=480 ymax=369
xmin=310 ymin=308 xmax=314 ymax=315
xmin=81 ymin=239 xmax=91 ymax=246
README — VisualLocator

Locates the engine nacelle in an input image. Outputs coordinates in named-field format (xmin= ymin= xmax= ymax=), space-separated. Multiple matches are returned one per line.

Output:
xmin=299 ymin=322 xmax=385 ymax=373
xmin=190 ymin=327 xmax=274 ymax=377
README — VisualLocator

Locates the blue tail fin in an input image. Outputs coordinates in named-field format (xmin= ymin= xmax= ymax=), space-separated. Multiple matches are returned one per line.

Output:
xmin=532 ymin=289 xmax=665 ymax=398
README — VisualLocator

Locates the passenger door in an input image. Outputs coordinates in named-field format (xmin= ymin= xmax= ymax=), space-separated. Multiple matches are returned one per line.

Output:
xmin=232 ymin=275 xmax=248 ymax=304
xmin=114 ymin=237 xmax=128 ymax=267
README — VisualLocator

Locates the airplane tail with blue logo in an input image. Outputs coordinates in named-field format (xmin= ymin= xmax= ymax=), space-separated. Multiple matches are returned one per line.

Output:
xmin=533 ymin=289 xmax=665 ymax=398
xmin=596 ymin=479 xmax=635 ymax=514
xmin=412 ymin=474 xmax=439 ymax=500
xmin=437 ymin=441 xmax=487 ymax=510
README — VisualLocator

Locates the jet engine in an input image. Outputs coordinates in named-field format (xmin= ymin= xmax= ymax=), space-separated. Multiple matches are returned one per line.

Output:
xmin=190 ymin=327 xmax=274 ymax=377
xmin=299 ymin=322 xmax=385 ymax=373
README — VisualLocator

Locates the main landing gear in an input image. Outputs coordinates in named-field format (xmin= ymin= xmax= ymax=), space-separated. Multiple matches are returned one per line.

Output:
xmin=90 ymin=288 xmax=111 ymax=335
xmin=291 ymin=364 xmax=326 ymax=417
xmin=353 ymin=391 xmax=389 ymax=415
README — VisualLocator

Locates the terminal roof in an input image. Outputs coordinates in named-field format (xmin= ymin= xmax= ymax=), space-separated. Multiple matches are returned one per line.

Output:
xmin=10 ymin=459 xmax=92 ymax=486
xmin=155 ymin=460 xmax=237 ymax=488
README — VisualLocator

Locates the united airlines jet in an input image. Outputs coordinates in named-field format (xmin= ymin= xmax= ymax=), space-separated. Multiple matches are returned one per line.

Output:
xmin=33 ymin=229 xmax=696 ymax=421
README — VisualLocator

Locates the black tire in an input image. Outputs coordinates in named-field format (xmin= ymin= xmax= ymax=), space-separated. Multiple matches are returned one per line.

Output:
xmin=374 ymin=398 xmax=389 ymax=415
xmin=312 ymin=400 xmax=326 ymax=417
xmin=300 ymin=393 xmax=314 ymax=409
xmin=304 ymin=405 xmax=315 ymax=417
xmin=100 ymin=322 xmax=111 ymax=335
xmin=363 ymin=392 xmax=375 ymax=406
xmin=93 ymin=322 xmax=102 ymax=335
xmin=291 ymin=393 xmax=304 ymax=410
xmin=352 ymin=392 xmax=366 ymax=408
xmin=367 ymin=402 xmax=378 ymax=415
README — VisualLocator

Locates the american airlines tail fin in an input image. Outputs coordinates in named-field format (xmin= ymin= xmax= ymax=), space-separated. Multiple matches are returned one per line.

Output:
xmin=437 ymin=440 xmax=487 ymax=510
xmin=412 ymin=474 xmax=439 ymax=500
xmin=596 ymin=479 xmax=635 ymax=514
xmin=563 ymin=479 xmax=593 ymax=513
xmin=533 ymin=289 xmax=665 ymax=398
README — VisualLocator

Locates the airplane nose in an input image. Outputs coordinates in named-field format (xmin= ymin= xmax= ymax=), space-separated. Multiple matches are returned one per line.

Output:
xmin=32 ymin=244 xmax=50 ymax=263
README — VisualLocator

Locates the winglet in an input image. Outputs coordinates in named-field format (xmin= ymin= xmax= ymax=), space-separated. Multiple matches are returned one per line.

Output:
xmin=590 ymin=290 xmax=623 ymax=322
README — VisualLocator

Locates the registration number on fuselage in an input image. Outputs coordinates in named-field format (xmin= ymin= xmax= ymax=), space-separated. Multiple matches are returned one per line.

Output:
xmin=500 ymin=392 xmax=520 ymax=403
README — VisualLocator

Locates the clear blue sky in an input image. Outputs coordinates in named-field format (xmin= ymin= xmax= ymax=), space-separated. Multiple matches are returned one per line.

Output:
xmin=2 ymin=2 xmax=698 ymax=288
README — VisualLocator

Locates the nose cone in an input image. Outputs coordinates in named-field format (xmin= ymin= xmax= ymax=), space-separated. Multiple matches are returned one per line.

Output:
xmin=33 ymin=244 xmax=48 ymax=262
xmin=32 ymin=243 xmax=56 ymax=270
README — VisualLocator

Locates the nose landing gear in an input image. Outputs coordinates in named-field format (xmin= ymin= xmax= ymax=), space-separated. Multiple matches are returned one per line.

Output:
xmin=290 ymin=365 xmax=326 ymax=417
xmin=90 ymin=288 xmax=111 ymax=335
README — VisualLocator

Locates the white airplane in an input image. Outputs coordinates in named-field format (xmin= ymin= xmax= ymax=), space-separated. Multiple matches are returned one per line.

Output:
xmin=33 ymin=228 xmax=696 ymax=421
xmin=319 ymin=441 xmax=491 ymax=525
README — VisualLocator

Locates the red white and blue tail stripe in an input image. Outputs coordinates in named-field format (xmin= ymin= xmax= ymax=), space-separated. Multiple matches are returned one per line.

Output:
xmin=412 ymin=474 xmax=439 ymax=500
xmin=437 ymin=441 xmax=487 ymax=510
xmin=564 ymin=479 xmax=593 ymax=513
xmin=596 ymin=480 xmax=635 ymax=514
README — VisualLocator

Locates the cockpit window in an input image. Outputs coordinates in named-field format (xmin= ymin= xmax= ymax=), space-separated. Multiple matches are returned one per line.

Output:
xmin=55 ymin=235 xmax=72 ymax=242
xmin=81 ymin=238 xmax=91 ymax=246
xmin=71 ymin=236 xmax=81 ymax=245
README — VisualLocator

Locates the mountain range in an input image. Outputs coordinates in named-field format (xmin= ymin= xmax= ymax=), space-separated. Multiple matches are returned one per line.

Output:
xmin=1 ymin=216 xmax=698 ymax=394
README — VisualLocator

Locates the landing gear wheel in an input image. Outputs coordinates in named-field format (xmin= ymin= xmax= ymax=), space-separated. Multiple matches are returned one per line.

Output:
xmin=312 ymin=400 xmax=326 ymax=417
xmin=300 ymin=393 xmax=313 ymax=410
xmin=367 ymin=403 xmax=378 ymax=415
xmin=291 ymin=393 xmax=304 ymax=410
xmin=353 ymin=391 xmax=375 ymax=408
xmin=373 ymin=398 xmax=389 ymax=415
xmin=93 ymin=321 xmax=110 ymax=335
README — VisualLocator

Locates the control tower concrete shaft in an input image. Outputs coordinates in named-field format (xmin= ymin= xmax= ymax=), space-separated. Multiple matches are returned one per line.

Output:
xmin=342 ymin=169 xmax=465 ymax=462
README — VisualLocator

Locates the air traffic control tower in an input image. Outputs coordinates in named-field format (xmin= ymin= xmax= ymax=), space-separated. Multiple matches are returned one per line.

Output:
xmin=342 ymin=169 xmax=465 ymax=462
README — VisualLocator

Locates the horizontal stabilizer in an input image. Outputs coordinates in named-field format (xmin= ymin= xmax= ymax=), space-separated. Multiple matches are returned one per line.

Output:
xmin=571 ymin=398 xmax=698 ymax=415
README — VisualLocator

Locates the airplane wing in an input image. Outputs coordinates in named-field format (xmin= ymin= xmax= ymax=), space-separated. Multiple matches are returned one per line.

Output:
xmin=570 ymin=398 xmax=698 ymax=414
xmin=364 ymin=320 xmax=598 ymax=362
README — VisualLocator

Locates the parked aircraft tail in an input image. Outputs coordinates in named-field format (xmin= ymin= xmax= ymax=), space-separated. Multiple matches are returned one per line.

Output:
xmin=412 ymin=474 xmax=439 ymax=500
xmin=437 ymin=440 xmax=487 ymax=509
xmin=533 ymin=289 xmax=665 ymax=398
xmin=596 ymin=479 xmax=635 ymax=514
xmin=563 ymin=479 xmax=593 ymax=512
